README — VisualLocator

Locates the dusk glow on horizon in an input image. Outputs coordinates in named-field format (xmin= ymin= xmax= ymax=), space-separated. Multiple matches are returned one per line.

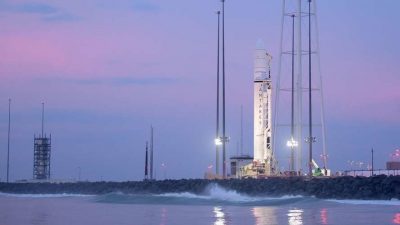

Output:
xmin=0 ymin=0 xmax=399 ymax=181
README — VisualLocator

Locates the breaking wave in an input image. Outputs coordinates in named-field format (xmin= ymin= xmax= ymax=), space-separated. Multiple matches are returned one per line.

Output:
xmin=94 ymin=184 xmax=308 ymax=206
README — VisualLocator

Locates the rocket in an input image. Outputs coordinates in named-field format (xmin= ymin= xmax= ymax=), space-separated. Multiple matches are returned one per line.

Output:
xmin=253 ymin=40 xmax=273 ymax=169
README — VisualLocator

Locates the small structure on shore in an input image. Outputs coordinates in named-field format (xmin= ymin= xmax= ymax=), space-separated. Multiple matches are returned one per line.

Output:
xmin=230 ymin=155 xmax=253 ymax=178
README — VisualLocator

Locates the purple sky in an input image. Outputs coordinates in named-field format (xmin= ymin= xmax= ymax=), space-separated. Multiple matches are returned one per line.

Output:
xmin=0 ymin=0 xmax=399 ymax=181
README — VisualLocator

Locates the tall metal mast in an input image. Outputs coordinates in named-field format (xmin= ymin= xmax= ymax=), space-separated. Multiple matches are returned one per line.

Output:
xmin=272 ymin=0 xmax=286 ymax=173
xmin=150 ymin=126 xmax=154 ymax=180
xmin=7 ymin=98 xmax=11 ymax=182
xmin=313 ymin=0 xmax=328 ymax=169
xmin=215 ymin=10 xmax=221 ymax=176
xmin=41 ymin=102 xmax=45 ymax=137
xmin=296 ymin=0 xmax=303 ymax=173
xmin=221 ymin=0 xmax=227 ymax=179
xmin=49 ymin=134 xmax=51 ymax=179
xmin=145 ymin=142 xmax=149 ymax=180
xmin=240 ymin=105 xmax=243 ymax=155
xmin=290 ymin=14 xmax=295 ymax=172
xmin=307 ymin=0 xmax=313 ymax=178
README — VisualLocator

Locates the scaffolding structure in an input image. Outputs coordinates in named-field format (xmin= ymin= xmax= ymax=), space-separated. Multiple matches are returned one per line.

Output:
xmin=33 ymin=134 xmax=51 ymax=180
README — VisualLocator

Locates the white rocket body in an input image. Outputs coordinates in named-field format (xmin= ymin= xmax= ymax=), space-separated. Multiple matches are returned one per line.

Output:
xmin=253 ymin=44 xmax=273 ymax=166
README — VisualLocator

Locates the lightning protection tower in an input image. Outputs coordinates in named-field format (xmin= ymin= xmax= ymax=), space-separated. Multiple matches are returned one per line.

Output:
xmin=272 ymin=0 xmax=328 ymax=174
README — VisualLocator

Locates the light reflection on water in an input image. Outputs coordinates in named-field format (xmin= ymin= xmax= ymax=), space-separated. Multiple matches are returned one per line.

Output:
xmin=30 ymin=211 xmax=49 ymax=225
xmin=252 ymin=207 xmax=277 ymax=225
xmin=287 ymin=209 xmax=303 ymax=225
xmin=393 ymin=213 xmax=400 ymax=224
xmin=160 ymin=207 xmax=167 ymax=225
xmin=214 ymin=206 xmax=226 ymax=225
xmin=1 ymin=195 xmax=399 ymax=225
xmin=320 ymin=208 xmax=328 ymax=225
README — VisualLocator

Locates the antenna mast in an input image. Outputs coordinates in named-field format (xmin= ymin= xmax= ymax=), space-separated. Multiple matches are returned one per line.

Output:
xmin=240 ymin=105 xmax=243 ymax=155
xmin=7 ymin=98 xmax=11 ymax=182
xmin=145 ymin=142 xmax=149 ymax=180
xmin=150 ymin=126 xmax=154 ymax=180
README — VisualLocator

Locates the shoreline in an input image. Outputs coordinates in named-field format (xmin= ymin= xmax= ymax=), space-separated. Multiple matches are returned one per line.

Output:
xmin=0 ymin=175 xmax=399 ymax=200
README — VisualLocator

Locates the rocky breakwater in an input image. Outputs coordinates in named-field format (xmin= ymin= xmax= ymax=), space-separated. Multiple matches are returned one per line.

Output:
xmin=0 ymin=175 xmax=399 ymax=200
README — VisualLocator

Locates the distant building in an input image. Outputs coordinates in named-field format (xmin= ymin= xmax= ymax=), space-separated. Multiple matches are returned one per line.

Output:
xmin=386 ymin=161 xmax=400 ymax=170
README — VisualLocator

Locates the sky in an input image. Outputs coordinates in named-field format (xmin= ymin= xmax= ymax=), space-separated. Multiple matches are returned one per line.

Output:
xmin=0 ymin=0 xmax=399 ymax=181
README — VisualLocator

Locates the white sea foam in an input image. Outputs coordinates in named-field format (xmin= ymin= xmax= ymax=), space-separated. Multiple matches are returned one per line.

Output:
xmin=0 ymin=192 xmax=93 ymax=198
xmin=206 ymin=184 xmax=256 ymax=202
xmin=158 ymin=184 xmax=302 ymax=203
xmin=159 ymin=192 xmax=210 ymax=199
xmin=327 ymin=199 xmax=400 ymax=206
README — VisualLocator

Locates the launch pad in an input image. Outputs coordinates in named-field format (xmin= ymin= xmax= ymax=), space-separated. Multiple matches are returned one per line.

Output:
xmin=210 ymin=0 xmax=331 ymax=180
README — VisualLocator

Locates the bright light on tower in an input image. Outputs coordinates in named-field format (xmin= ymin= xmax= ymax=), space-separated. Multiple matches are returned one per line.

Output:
xmin=286 ymin=138 xmax=298 ymax=148
xmin=215 ymin=138 xmax=223 ymax=146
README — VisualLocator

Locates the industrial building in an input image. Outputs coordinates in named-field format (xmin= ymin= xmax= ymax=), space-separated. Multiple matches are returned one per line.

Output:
xmin=230 ymin=155 xmax=252 ymax=178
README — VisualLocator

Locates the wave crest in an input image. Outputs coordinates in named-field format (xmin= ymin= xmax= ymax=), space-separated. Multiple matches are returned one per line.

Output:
xmin=0 ymin=192 xmax=93 ymax=198
xmin=95 ymin=183 xmax=306 ymax=206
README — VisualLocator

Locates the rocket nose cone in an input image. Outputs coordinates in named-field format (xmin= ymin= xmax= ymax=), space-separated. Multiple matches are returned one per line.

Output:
xmin=256 ymin=39 xmax=265 ymax=49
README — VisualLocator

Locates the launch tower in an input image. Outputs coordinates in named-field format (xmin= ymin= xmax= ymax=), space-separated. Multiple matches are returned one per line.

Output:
xmin=273 ymin=0 xmax=328 ymax=174
xmin=33 ymin=103 xmax=51 ymax=180
xmin=33 ymin=135 xmax=51 ymax=179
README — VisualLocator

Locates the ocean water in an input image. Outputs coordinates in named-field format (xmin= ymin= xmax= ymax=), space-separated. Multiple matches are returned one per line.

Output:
xmin=0 ymin=184 xmax=399 ymax=225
